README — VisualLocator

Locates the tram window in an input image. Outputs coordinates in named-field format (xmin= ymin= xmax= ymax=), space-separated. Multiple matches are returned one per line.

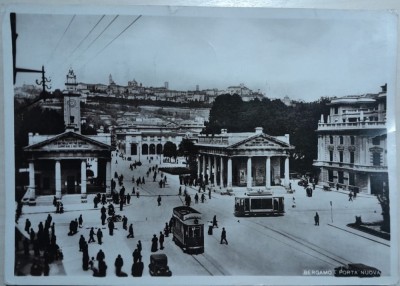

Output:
xmin=193 ymin=227 xmax=201 ymax=238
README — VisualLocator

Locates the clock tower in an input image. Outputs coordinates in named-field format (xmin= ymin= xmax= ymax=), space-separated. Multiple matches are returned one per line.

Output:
xmin=64 ymin=69 xmax=81 ymax=133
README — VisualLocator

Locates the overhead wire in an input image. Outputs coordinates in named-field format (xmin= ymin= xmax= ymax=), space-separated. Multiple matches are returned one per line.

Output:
xmin=46 ymin=15 xmax=76 ymax=65
xmin=78 ymin=15 xmax=142 ymax=70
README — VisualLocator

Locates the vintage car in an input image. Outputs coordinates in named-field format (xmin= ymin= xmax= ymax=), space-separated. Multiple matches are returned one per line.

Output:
xmin=148 ymin=254 xmax=172 ymax=276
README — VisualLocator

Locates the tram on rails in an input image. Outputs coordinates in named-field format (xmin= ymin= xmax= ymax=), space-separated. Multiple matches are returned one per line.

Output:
xmin=234 ymin=190 xmax=285 ymax=216
xmin=171 ymin=206 xmax=204 ymax=254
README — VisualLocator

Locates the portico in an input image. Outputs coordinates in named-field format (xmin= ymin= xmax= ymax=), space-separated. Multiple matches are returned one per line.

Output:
xmin=196 ymin=128 xmax=294 ymax=190
xmin=23 ymin=131 xmax=113 ymax=205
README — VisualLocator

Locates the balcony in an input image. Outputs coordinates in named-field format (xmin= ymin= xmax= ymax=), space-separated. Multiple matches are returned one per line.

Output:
xmin=197 ymin=137 xmax=229 ymax=145
xmin=317 ymin=121 xmax=386 ymax=131
xmin=313 ymin=160 xmax=387 ymax=172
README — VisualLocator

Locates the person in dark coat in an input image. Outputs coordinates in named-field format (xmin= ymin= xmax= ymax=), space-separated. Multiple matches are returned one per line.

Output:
xmin=201 ymin=193 xmax=205 ymax=203
xmin=53 ymin=196 xmax=57 ymax=207
xmin=131 ymin=261 xmax=144 ymax=277
xmin=97 ymin=228 xmax=103 ymax=245
xmin=108 ymin=220 xmax=114 ymax=236
xmin=93 ymin=196 xmax=99 ymax=208
xmin=164 ymin=222 xmax=169 ymax=237
xmin=314 ymin=212 xmax=320 ymax=226
xmin=88 ymin=227 xmax=95 ymax=243
xmin=220 ymin=227 xmax=228 ymax=245
xmin=137 ymin=240 xmax=142 ymax=256
xmin=95 ymin=260 xmax=107 ymax=277
xmin=213 ymin=215 xmax=218 ymax=228
xmin=127 ymin=224 xmax=134 ymax=238
xmin=119 ymin=199 xmax=124 ymax=211
xmin=96 ymin=249 xmax=105 ymax=262
xmin=101 ymin=194 xmax=107 ymax=205
xmin=24 ymin=219 xmax=31 ymax=233
xmin=115 ymin=254 xmax=127 ymax=276
xmin=78 ymin=214 xmax=83 ymax=228
xmin=79 ymin=235 xmax=86 ymax=251
xmin=101 ymin=212 xmax=107 ymax=226
xmin=132 ymin=249 xmax=140 ymax=264
xmin=122 ymin=216 xmax=128 ymax=230
xmin=157 ymin=195 xmax=161 ymax=206
xmin=126 ymin=193 xmax=131 ymax=204
xmin=159 ymin=232 xmax=165 ymax=250
xmin=30 ymin=228 xmax=36 ymax=244
xmin=151 ymin=234 xmax=158 ymax=252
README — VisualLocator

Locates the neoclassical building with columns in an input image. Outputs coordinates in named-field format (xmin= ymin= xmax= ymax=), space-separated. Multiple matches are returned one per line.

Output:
xmin=21 ymin=69 xmax=113 ymax=205
xmin=195 ymin=127 xmax=294 ymax=190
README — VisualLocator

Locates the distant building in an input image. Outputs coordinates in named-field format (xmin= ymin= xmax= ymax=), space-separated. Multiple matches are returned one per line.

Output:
xmin=313 ymin=85 xmax=388 ymax=195
xmin=196 ymin=127 xmax=294 ymax=190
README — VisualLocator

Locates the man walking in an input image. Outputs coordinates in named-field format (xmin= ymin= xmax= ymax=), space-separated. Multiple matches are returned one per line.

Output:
xmin=97 ymin=228 xmax=103 ymax=245
xmin=314 ymin=212 xmax=320 ymax=226
xmin=220 ymin=227 xmax=228 ymax=245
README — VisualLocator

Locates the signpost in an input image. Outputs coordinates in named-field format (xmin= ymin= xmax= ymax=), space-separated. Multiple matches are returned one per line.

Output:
xmin=330 ymin=201 xmax=333 ymax=223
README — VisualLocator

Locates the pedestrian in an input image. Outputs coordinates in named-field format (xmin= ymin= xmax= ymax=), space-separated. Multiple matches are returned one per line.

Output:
xmin=220 ymin=227 xmax=228 ymax=245
xmin=208 ymin=188 xmax=211 ymax=199
xmin=115 ymin=254 xmax=127 ymax=277
xmin=164 ymin=222 xmax=169 ymax=237
xmin=95 ymin=260 xmax=107 ymax=277
xmin=122 ymin=216 xmax=128 ymax=230
xmin=88 ymin=227 xmax=96 ymax=243
xmin=120 ymin=199 xmax=124 ymax=211
xmin=157 ymin=195 xmax=161 ymax=206
xmin=159 ymin=231 xmax=165 ymax=250
xmin=97 ymin=228 xmax=103 ymax=245
xmin=348 ymin=192 xmax=353 ymax=202
xmin=136 ymin=191 xmax=140 ymax=198
xmin=78 ymin=214 xmax=83 ymax=228
xmin=213 ymin=215 xmax=218 ymax=228
xmin=79 ymin=235 xmax=86 ymax=251
xmin=127 ymin=193 xmax=131 ymax=204
xmin=314 ymin=212 xmax=320 ymax=226
xmin=102 ymin=194 xmax=106 ymax=205
xmin=96 ymin=249 xmax=105 ymax=262
xmin=132 ymin=249 xmax=140 ymax=264
xmin=101 ymin=212 xmax=107 ymax=226
xmin=292 ymin=197 xmax=296 ymax=208
xmin=24 ymin=218 xmax=31 ymax=234
xmin=127 ymin=224 xmax=134 ymax=238
xmin=194 ymin=193 xmax=199 ymax=203
xmin=29 ymin=228 xmax=36 ymax=244
xmin=93 ymin=196 xmax=99 ymax=208
xmin=53 ymin=196 xmax=57 ymax=207
xmin=151 ymin=234 xmax=158 ymax=252
xmin=201 ymin=193 xmax=205 ymax=203
xmin=108 ymin=220 xmax=114 ymax=236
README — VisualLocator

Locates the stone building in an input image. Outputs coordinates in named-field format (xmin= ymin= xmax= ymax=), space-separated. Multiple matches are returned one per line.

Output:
xmin=195 ymin=127 xmax=294 ymax=190
xmin=313 ymin=85 xmax=388 ymax=194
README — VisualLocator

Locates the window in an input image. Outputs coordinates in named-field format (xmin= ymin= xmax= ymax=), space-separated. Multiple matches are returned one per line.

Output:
xmin=329 ymin=151 xmax=333 ymax=162
xmin=350 ymin=152 xmax=355 ymax=164
xmin=373 ymin=153 xmax=381 ymax=166
xmin=349 ymin=173 xmax=355 ymax=186
xmin=350 ymin=136 xmax=355 ymax=145
xmin=328 ymin=170 xmax=334 ymax=182
xmin=372 ymin=137 xmax=380 ymax=146
xmin=339 ymin=136 xmax=343 ymax=145
xmin=338 ymin=171 xmax=344 ymax=184
xmin=334 ymin=106 xmax=339 ymax=114
xmin=131 ymin=143 xmax=137 ymax=155
xmin=329 ymin=136 xmax=334 ymax=144
xmin=339 ymin=151 xmax=343 ymax=163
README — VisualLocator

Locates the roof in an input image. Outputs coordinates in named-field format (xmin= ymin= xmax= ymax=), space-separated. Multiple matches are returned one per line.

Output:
xmin=24 ymin=131 xmax=113 ymax=151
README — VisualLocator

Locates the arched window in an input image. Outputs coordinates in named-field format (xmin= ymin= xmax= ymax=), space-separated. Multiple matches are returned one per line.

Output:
xmin=142 ymin=144 xmax=148 ymax=155
xmin=149 ymin=144 xmax=156 ymax=155
xmin=156 ymin=144 xmax=163 ymax=154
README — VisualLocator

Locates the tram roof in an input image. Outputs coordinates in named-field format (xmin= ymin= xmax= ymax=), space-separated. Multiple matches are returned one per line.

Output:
xmin=173 ymin=206 xmax=202 ymax=221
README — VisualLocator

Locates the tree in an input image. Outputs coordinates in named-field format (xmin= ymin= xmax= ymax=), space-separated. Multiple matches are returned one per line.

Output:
xmin=178 ymin=139 xmax=198 ymax=176
xmin=163 ymin=141 xmax=177 ymax=160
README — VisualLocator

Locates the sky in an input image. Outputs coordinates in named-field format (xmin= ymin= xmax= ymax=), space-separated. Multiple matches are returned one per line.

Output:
xmin=11 ymin=7 xmax=397 ymax=101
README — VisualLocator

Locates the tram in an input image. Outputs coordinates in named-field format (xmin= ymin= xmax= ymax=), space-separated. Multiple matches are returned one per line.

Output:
xmin=234 ymin=191 xmax=285 ymax=216
xmin=171 ymin=206 xmax=204 ymax=254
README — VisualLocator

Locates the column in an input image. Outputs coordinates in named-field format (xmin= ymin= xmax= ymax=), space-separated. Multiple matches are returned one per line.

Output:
xmin=197 ymin=156 xmax=201 ymax=178
xmin=55 ymin=160 xmax=62 ymax=199
xmin=227 ymin=157 xmax=232 ymax=190
xmin=126 ymin=139 xmax=131 ymax=156
xmin=28 ymin=162 xmax=36 ymax=205
xmin=220 ymin=157 xmax=224 ymax=188
xmin=207 ymin=156 xmax=212 ymax=178
xmin=213 ymin=156 xmax=217 ymax=186
xmin=81 ymin=160 xmax=87 ymax=202
xmin=284 ymin=156 xmax=290 ymax=187
xmin=266 ymin=156 xmax=271 ymax=188
xmin=106 ymin=160 xmax=111 ymax=196
xmin=202 ymin=155 xmax=206 ymax=179
xmin=367 ymin=175 xmax=371 ymax=195
xmin=247 ymin=157 xmax=252 ymax=188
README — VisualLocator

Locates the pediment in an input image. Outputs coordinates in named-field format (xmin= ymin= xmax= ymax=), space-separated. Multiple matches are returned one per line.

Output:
xmin=25 ymin=132 xmax=111 ymax=152
xmin=229 ymin=134 xmax=291 ymax=149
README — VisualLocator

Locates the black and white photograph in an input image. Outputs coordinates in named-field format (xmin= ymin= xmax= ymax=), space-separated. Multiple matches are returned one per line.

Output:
xmin=1 ymin=3 xmax=399 ymax=286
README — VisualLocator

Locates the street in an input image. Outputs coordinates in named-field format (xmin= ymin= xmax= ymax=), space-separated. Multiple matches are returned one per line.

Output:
xmin=15 ymin=153 xmax=391 ymax=278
